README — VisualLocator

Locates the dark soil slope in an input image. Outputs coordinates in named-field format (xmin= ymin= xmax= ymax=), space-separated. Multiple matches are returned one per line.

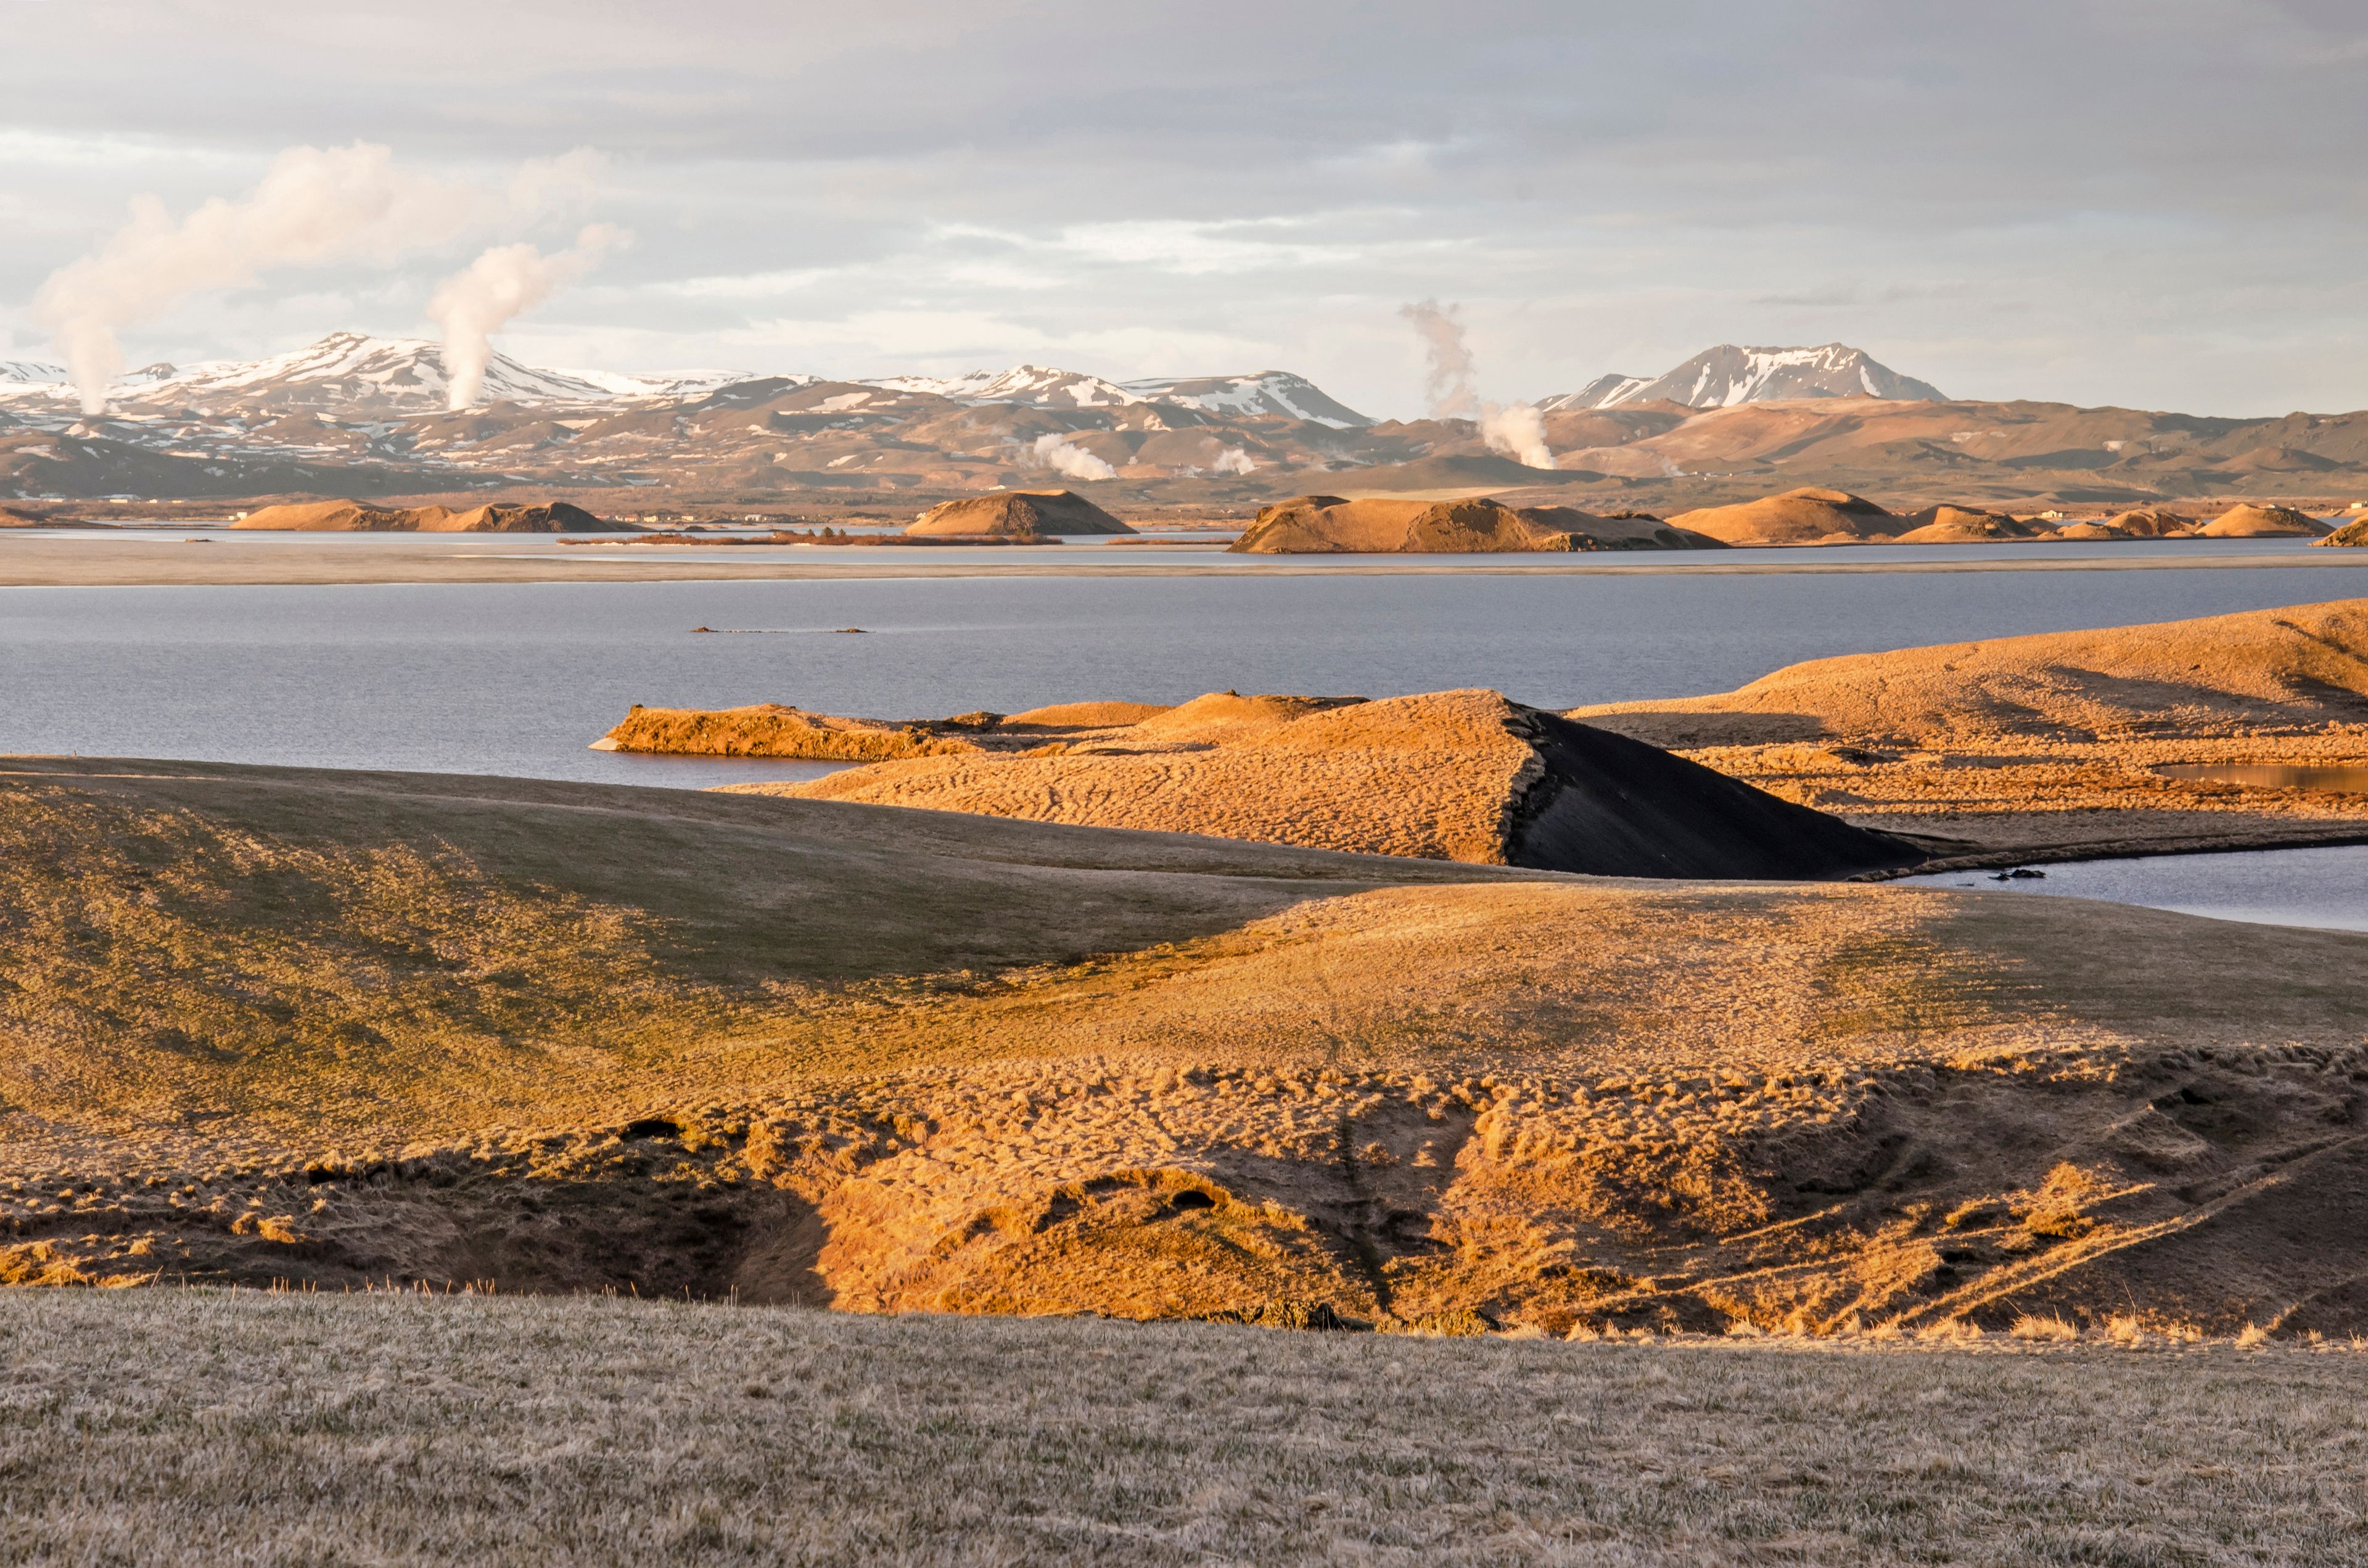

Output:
xmin=1507 ymin=707 xmax=1922 ymax=877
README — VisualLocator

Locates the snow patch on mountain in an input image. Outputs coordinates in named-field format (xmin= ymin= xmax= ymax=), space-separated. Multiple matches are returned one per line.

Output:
xmin=544 ymin=366 xmax=758 ymax=400
xmin=1119 ymin=371 xmax=1370 ymax=428
xmin=868 ymin=364 xmax=1142 ymax=408
xmin=1539 ymin=374 xmax=1649 ymax=413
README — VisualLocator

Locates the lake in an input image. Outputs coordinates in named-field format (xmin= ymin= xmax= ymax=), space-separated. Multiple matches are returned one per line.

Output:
xmin=4 ymin=561 xmax=2365 ymax=788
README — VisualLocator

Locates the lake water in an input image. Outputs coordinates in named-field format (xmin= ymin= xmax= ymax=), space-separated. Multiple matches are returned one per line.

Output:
xmin=1894 ymin=845 xmax=2368 ymax=934
xmin=5 ymin=560 xmax=2367 ymax=788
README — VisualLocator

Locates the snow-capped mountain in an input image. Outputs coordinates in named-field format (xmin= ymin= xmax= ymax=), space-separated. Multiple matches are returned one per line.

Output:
xmin=1545 ymin=344 xmax=1944 ymax=410
xmin=1119 ymin=371 xmax=1371 ymax=429
xmin=0 ymin=334 xmax=760 ymax=414
xmin=865 ymin=364 xmax=1143 ymax=409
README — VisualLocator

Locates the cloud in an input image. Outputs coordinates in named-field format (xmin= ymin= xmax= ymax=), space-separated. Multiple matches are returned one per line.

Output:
xmin=18 ymin=7 xmax=2368 ymax=415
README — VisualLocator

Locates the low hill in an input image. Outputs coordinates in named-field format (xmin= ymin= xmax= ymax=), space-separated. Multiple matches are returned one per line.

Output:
xmin=1229 ymin=496 xmax=1722 ymax=554
xmin=1665 ymin=487 xmax=1902 ymax=544
xmin=5 ymin=758 xmax=2368 ymax=1339
xmin=2200 ymin=503 xmax=2330 ymax=538
xmin=232 ymin=499 xmax=615 ymax=532
xmin=2320 ymin=515 xmax=2368 ymax=546
xmin=1894 ymin=506 xmax=2046 ymax=543
xmin=722 ymin=688 xmax=1917 ymax=878
xmin=2095 ymin=509 xmax=2197 ymax=537
xmin=906 ymin=490 xmax=1133 ymax=537
xmin=1574 ymin=597 xmax=2368 ymax=858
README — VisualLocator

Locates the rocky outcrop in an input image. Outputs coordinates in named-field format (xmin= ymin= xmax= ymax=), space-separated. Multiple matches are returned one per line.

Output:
xmin=1228 ymin=495 xmax=1722 ymax=554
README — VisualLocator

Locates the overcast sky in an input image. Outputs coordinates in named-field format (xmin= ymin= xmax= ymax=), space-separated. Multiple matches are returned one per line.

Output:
xmin=8 ymin=0 xmax=2368 ymax=419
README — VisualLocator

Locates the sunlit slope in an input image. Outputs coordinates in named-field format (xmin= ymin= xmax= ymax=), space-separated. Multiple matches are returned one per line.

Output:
xmin=1576 ymin=596 xmax=2368 ymax=856
xmin=4 ymin=758 xmax=2366 ymax=1337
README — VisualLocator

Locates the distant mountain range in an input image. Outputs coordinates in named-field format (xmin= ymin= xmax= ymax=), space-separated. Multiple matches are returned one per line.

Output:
xmin=5 ymin=333 xmax=2362 ymax=511
xmin=1545 ymin=344 xmax=1945 ymax=410
xmin=0 ymin=335 xmax=1378 ymax=430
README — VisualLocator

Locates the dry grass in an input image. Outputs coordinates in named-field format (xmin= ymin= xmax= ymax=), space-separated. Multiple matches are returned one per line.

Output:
xmin=3 ymin=1291 xmax=2365 ymax=1566
xmin=7 ymin=758 xmax=2368 ymax=1335
xmin=1577 ymin=596 xmax=2368 ymax=856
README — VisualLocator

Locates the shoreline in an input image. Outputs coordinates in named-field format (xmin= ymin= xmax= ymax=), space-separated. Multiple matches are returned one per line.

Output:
xmin=7 ymin=534 xmax=2368 ymax=587
xmin=1859 ymin=821 xmax=2368 ymax=877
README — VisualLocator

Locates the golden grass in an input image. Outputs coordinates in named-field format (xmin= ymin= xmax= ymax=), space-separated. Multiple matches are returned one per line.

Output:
xmin=1577 ymin=596 xmax=2368 ymax=855
xmin=4 ymin=1290 xmax=2365 ymax=1567
xmin=7 ymin=757 xmax=2368 ymax=1335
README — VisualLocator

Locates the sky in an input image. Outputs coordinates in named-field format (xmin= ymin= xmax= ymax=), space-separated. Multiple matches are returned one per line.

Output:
xmin=7 ymin=0 xmax=2368 ymax=419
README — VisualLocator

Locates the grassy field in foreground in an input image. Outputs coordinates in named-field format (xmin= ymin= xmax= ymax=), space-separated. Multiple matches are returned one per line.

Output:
xmin=7 ymin=757 xmax=2368 ymax=1332
xmin=2 ymin=1291 xmax=2364 ymax=1566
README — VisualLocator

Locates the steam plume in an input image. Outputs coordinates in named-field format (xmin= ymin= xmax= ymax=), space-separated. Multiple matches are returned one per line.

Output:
xmin=1480 ymin=403 xmax=1555 ymax=469
xmin=1212 ymin=446 xmax=1256 ymax=475
xmin=1029 ymin=433 xmax=1117 ymax=482
xmin=428 ymin=224 xmax=624 ymax=409
xmin=1400 ymin=297 xmax=1555 ymax=469
xmin=31 ymin=142 xmax=602 ymax=414
xmin=1400 ymin=298 xmax=1477 ymax=418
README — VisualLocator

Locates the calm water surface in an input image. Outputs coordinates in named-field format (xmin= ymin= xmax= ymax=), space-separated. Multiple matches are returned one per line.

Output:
xmin=1896 ymin=846 xmax=2368 ymax=934
xmin=6 ymin=564 xmax=2367 ymax=788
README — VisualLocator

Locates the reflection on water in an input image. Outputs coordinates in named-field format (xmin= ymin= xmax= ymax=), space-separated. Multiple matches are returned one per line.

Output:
xmin=1896 ymin=844 xmax=2368 ymax=933
xmin=2156 ymin=762 xmax=2368 ymax=795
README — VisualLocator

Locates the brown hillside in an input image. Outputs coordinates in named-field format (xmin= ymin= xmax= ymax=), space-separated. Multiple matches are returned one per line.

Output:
xmin=723 ymin=688 xmax=1915 ymax=878
xmin=2319 ymin=515 xmax=2368 ymax=547
xmin=1576 ymin=598 xmax=2368 ymax=857
xmin=5 ymin=758 xmax=2367 ymax=1340
xmin=1665 ymin=487 xmax=1902 ymax=545
xmin=908 ymin=490 xmax=1133 ymax=537
xmin=434 ymin=501 xmax=611 ymax=532
xmin=231 ymin=500 xmax=456 ymax=530
xmin=1230 ymin=495 xmax=1722 ymax=554
xmin=2102 ymin=508 xmax=2198 ymax=537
